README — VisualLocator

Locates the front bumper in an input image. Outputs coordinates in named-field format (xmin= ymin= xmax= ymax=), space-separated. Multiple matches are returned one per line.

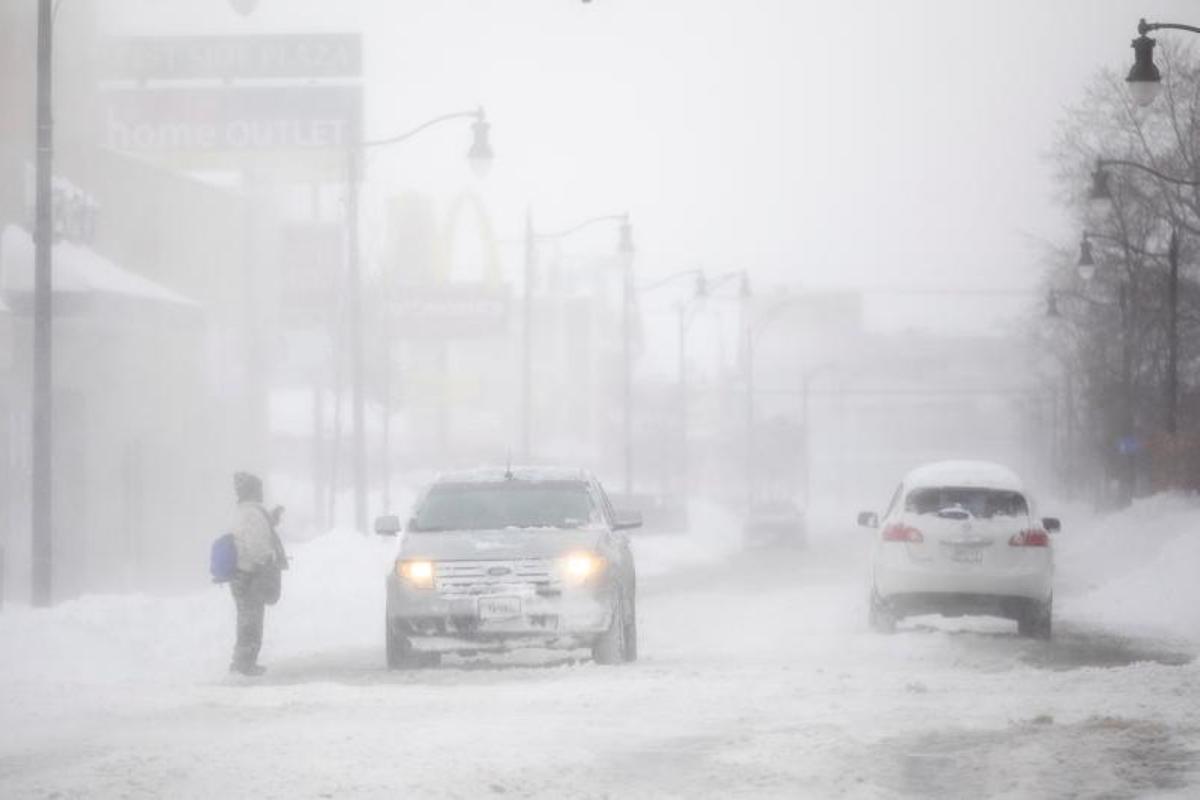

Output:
xmin=386 ymin=575 xmax=615 ymax=653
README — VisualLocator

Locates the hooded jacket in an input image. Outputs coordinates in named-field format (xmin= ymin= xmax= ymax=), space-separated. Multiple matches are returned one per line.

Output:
xmin=231 ymin=501 xmax=277 ymax=572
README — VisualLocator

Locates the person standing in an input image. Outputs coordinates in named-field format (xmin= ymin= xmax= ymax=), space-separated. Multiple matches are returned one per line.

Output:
xmin=228 ymin=471 xmax=285 ymax=676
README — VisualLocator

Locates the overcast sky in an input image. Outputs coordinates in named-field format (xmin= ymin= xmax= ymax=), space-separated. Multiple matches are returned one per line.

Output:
xmin=98 ymin=0 xmax=1200 ymax=325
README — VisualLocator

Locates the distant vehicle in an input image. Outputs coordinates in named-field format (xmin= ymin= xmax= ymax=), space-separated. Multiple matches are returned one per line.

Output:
xmin=610 ymin=493 xmax=689 ymax=534
xmin=857 ymin=460 xmax=1057 ymax=638
xmin=375 ymin=467 xmax=640 ymax=668
xmin=742 ymin=499 xmax=807 ymax=549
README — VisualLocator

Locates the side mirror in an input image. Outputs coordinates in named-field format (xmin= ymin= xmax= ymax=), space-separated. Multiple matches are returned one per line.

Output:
xmin=614 ymin=510 xmax=643 ymax=531
xmin=857 ymin=511 xmax=879 ymax=529
xmin=1042 ymin=517 xmax=1061 ymax=533
xmin=374 ymin=514 xmax=402 ymax=536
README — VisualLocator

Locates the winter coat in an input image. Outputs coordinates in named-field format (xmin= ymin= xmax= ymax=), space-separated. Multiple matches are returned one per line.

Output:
xmin=230 ymin=502 xmax=278 ymax=573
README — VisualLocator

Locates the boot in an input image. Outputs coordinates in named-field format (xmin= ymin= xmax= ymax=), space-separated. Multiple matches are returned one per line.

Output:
xmin=230 ymin=662 xmax=267 ymax=677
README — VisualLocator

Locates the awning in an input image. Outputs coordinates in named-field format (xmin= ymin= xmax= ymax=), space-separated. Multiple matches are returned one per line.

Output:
xmin=0 ymin=225 xmax=197 ymax=307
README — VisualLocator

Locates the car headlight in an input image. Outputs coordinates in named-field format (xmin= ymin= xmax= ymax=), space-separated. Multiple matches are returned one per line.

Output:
xmin=563 ymin=552 xmax=605 ymax=583
xmin=396 ymin=559 xmax=435 ymax=588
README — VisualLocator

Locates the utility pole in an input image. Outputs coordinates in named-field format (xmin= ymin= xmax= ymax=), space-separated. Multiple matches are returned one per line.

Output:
xmin=32 ymin=0 xmax=54 ymax=606
xmin=1166 ymin=227 xmax=1179 ymax=435
xmin=622 ymin=255 xmax=633 ymax=496
xmin=620 ymin=218 xmax=635 ymax=497
xmin=744 ymin=327 xmax=755 ymax=510
xmin=346 ymin=146 xmax=368 ymax=533
xmin=521 ymin=208 xmax=535 ymax=461
xmin=677 ymin=302 xmax=688 ymax=494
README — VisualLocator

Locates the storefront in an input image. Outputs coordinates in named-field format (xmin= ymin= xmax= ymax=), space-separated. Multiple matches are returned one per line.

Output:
xmin=1 ymin=225 xmax=220 ymax=601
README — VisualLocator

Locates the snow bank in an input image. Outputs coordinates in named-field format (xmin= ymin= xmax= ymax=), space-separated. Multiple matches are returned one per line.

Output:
xmin=0 ymin=503 xmax=740 ymax=686
xmin=1058 ymin=493 xmax=1200 ymax=642
xmin=0 ymin=530 xmax=398 ymax=686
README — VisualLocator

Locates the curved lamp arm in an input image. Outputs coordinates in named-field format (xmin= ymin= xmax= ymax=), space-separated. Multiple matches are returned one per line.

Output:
xmin=1139 ymin=19 xmax=1200 ymax=36
xmin=362 ymin=107 xmax=485 ymax=149
xmin=638 ymin=268 xmax=704 ymax=294
xmin=539 ymin=213 xmax=629 ymax=242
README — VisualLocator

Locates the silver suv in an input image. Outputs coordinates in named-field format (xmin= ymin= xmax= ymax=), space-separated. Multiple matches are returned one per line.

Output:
xmin=375 ymin=467 xmax=640 ymax=668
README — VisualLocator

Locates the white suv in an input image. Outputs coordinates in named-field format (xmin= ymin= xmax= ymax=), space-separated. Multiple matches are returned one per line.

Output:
xmin=858 ymin=461 xmax=1057 ymax=638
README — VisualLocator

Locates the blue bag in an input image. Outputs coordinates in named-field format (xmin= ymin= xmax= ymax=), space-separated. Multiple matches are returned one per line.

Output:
xmin=210 ymin=533 xmax=237 ymax=583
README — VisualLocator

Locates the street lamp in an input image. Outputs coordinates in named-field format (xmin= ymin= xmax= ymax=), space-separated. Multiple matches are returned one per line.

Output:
xmin=636 ymin=268 xmax=736 ymax=494
xmin=742 ymin=293 xmax=809 ymax=510
xmin=347 ymin=107 xmax=492 ymax=533
xmin=520 ymin=212 xmax=631 ymax=464
xmin=1125 ymin=18 xmax=1200 ymax=106
xmin=468 ymin=115 xmax=494 ymax=178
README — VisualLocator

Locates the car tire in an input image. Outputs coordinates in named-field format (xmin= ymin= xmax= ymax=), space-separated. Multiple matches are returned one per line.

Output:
xmin=386 ymin=619 xmax=441 ymax=670
xmin=868 ymin=592 xmax=897 ymax=634
xmin=592 ymin=594 xmax=628 ymax=666
xmin=623 ymin=595 xmax=639 ymax=663
xmin=1018 ymin=597 xmax=1052 ymax=640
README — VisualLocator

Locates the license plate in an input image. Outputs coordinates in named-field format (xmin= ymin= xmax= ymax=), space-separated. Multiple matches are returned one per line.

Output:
xmin=478 ymin=596 xmax=522 ymax=620
xmin=950 ymin=548 xmax=983 ymax=564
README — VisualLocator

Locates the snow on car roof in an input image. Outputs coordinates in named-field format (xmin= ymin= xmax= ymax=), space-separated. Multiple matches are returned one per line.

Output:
xmin=903 ymin=460 xmax=1025 ymax=492
xmin=434 ymin=465 xmax=592 ymax=484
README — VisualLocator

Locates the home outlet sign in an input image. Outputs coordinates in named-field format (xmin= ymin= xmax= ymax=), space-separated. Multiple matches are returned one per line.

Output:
xmin=98 ymin=34 xmax=362 ymax=157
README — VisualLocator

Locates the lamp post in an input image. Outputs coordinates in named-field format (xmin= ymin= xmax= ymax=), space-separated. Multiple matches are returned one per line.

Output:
xmin=31 ymin=0 xmax=53 ymax=606
xmin=1125 ymin=18 xmax=1200 ymax=107
xmin=800 ymin=362 xmax=836 ymax=510
xmin=520 ymin=212 xmax=631 ymax=463
xmin=636 ymin=267 xmax=721 ymax=493
xmin=619 ymin=217 xmax=635 ymax=496
xmin=742 ymin=293 xmax=809 ymax=510
xmin=347 ymin=107 xmax=492 ymax=533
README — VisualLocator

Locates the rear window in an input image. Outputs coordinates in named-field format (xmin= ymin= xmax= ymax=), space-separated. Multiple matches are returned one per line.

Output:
xmin=905 ymin=486 xmax=1028 ymax=519
xmin=411 ymin=480 xmax=598 ymax=532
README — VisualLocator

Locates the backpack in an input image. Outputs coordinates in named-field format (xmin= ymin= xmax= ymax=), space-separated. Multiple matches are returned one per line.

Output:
xmin=210 ymin=533 xmax=238 ymax=583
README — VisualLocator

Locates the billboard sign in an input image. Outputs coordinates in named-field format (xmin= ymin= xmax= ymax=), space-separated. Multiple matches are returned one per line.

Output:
xmin=101 ymin=85 xmax=362 ymax=152
xmin=100 ymin=34 xmax=361 ymax=81
xmin=390 ymin=284 xmax=510 ymax=340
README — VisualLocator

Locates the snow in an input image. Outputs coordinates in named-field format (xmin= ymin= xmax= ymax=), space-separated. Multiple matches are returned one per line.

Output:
xmin=1056 ymin=492 xmax=1200 ymax=642
xmin=1 ymin=494 xmax=1198 ymax=797
xmin=0 ymin=225 xmax=197 ymax=306
xmin=435 ymin=465 xmax=594 ymax=483
xmin=903 ymin=460 xmax=1025 ymax=492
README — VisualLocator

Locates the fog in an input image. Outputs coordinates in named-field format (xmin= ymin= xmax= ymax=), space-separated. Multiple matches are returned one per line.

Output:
xmin=3 ymin=1 xmax=1200 ymax=797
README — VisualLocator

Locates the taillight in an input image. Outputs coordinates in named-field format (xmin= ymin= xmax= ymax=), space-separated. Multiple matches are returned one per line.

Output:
xmin=881 ymin=523 xmax=923 ymax=543
xmin=1010 ymin=529 xmax=1050 ymax=547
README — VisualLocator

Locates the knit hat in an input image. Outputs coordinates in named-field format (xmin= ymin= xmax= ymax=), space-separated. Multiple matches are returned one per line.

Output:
xmin=234 ymin=471 xmax=263 ymax=502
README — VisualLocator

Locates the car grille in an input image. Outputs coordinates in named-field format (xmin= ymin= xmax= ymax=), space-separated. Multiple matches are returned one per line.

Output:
xmin=434 ymin=559 xmax=557 ymax=596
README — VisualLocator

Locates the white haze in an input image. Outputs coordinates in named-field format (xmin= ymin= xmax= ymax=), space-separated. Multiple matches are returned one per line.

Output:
xmin=2 ymin=1 xmax=1200 ymax=798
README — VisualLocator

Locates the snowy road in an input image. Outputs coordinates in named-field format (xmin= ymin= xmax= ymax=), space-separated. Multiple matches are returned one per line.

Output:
xmin=2 ymin=513 xmax=1199 ymax=799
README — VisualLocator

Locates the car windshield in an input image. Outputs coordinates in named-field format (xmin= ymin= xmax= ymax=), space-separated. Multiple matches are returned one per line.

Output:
xmin=411 ymin=480 xmax=598 ymax=531
xmin=905 ymin=486 xmax=1028 ymax=519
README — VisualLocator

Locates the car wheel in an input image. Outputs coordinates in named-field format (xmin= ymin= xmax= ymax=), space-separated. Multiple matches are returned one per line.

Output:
xmin=1018 ymin=597 xmax=1052 ymax=640
xmin=386 ymin=619 xmax=441 ymax=670
xmin=868 ymin=592 xmax=897 ymax=634
xmin=623 ymin=596 xmax=639 ymax=663
xmin=592 ymin=594 xmax=628 ymax=666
